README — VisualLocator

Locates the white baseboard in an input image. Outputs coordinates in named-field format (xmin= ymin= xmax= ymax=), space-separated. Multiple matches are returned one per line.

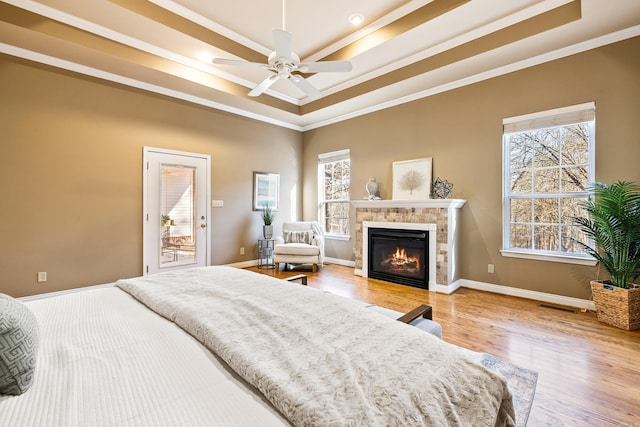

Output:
xmin=461 ymin=279 xmax=595 ymax=311
xmin=435 ymin=279 xmax=463 ymax=294
xmin=225 ymin=260 xmax=259 ymax=268
xmin=19 ymin=282 xmax=116 ymax=302
xmin=337 ymin=260 xmax=595 ymax=311
xmin=325 ymin=257 xmax=355 ymax=267
xmin=20 ymin=264 xmax=595 ymax=311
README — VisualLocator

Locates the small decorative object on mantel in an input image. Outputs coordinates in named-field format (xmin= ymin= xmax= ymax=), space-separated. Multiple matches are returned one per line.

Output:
xmin=431 ymin=177 xmax=454 ymax=199
xmin=365 ymin=177 xmax=381 ymax=200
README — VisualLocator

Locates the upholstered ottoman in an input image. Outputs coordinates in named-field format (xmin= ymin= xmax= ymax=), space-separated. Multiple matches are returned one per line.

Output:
xmin=365 ymin=304 xmax=443 ymax=339
xmin=287 ymin=277 xmax=443 ymax=339
xmin=347 ymin=298 xmax=443 ymax=339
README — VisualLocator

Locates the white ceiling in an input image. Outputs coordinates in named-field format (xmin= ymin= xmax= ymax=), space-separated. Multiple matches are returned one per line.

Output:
xmin=2 ymin=0 xmax=640 ymax=130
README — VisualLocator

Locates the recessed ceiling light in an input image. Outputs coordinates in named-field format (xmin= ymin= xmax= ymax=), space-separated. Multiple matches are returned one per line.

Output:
xmin=349 ymin=14 xmax=364 ymax=26
xmin=196 ymin=52 xmax=214 ymax=64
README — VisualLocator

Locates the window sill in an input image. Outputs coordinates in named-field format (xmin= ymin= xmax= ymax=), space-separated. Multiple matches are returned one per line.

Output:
xmin=324 ymin=234 xmax=351 ymax=242
xmin=500 ymin=249 xmax=597 ymax=266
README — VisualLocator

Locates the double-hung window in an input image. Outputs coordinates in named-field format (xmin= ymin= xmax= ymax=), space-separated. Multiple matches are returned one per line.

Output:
xmin=501 ymin=102 xmax=596 ymax=265
xmin=318 ymin=149 xmax=350 ymax=239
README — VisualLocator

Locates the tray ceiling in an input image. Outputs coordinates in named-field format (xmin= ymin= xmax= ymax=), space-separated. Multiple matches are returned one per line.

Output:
xmin=1 ymin=0 xmax=639 ymax=130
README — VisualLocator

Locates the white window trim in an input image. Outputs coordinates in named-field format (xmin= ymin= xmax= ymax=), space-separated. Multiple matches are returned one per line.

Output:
xmin=500 ymin=249 xmax=597 ymax=266
xmin=501 ymin=102 xmax=596 ymax=263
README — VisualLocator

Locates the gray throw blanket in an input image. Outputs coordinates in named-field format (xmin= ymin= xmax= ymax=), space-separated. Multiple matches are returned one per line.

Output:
xmin=117 ymin=266 xmax=515 ymax=427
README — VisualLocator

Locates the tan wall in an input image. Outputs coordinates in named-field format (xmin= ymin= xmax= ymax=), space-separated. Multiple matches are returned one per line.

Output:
xmin=302 ymin=37 xmax=640 ymax=300
xmin=0 ymin=57 xmax=302 ymax=298
xmin=3 ymin=36 xmax=639 ymax=300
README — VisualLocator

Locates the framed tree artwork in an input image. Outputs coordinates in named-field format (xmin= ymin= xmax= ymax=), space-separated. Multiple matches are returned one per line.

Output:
xmin=392 ymin=158 xmax=433 ymax=200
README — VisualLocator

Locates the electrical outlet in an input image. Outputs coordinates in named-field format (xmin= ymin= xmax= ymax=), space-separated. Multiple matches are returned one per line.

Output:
xmin=488 ymin=264 xmax=495 ymax=274
xmin=240 ymin=247 xmax=245 ymax=255
xmin=37 ymin=272 xmax=47 ymax=282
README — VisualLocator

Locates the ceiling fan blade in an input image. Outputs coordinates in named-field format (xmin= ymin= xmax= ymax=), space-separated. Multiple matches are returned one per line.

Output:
xmin=290 ymin=75 xmax=322 ymax=100
xmin=212 ymin=58 xmax=268 ymax=69
xmin=273 ymin=29 xmax=292 ymax=60
xmin=299 ymin=60 xmax=353 ymax=73
xmin=248 ymin=74 xmax=279 ymax=97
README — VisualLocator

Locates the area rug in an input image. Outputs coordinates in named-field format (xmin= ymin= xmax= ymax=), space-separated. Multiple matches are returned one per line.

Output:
xmin=464 ymin=350 xmax=538 ymax=427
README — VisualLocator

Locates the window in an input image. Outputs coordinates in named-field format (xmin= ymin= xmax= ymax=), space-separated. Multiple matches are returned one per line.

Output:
xmin=502 ymin=102 xmax=596 ymax=264
xmin=318 ymin=149 xmax=350 ymax=238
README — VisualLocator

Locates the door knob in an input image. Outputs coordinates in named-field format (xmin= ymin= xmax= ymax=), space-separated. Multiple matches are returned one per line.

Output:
xmin=200 ymin=224 xmax=207 ymax=228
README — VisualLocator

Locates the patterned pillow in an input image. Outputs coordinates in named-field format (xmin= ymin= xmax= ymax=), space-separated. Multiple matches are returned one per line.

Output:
xmin=0 ymin=294 xmax=39 ymax=395
xmin=284 ymin=230 xmax=314 ymax=245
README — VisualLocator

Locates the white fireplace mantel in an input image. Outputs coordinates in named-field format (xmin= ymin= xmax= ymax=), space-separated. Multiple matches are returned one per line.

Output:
xmin=352 ymin=198 xmax=466 ymax=292
xmin=351 ymin=199 xmax=466 ymax=209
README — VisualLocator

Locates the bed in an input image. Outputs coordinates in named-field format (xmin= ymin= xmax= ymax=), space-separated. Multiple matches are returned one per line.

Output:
xmin=1 ymin=266 xmax=515 ymax=426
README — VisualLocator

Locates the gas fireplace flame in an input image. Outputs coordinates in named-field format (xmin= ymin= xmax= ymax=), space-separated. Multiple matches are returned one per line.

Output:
xmin=393 ymin=248 xmax=408 ymax=263
xmin=386 ymin=247 xmax=420 ymax=271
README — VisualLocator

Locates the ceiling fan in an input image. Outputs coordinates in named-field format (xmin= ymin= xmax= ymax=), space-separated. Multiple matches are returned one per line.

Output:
xmin=211 ymin=0 xmax=352 ymax=100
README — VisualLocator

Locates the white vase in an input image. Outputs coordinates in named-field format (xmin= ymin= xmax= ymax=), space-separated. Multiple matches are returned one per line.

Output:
xmin=366 ymin=178 xmax=379 ymax=200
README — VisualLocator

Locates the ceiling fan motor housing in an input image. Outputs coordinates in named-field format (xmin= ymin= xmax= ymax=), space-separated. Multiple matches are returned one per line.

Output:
xmin=268 ymin=51 xmax=300 ymax=76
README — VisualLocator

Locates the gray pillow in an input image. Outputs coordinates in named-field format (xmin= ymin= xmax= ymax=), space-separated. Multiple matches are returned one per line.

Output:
xmin=0 ymin=293 xmax=39 ymax=395
xmin=284 ymin=230 xmax=314 ymax=244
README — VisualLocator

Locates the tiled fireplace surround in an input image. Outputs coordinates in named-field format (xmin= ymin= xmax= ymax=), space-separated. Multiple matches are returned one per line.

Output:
xmin=352 ymin=199 xmax=466 ymax=293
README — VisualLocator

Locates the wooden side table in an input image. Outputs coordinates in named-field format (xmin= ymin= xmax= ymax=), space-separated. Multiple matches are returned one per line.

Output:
xmin=257 ymin=238 xmax=275 ymax=269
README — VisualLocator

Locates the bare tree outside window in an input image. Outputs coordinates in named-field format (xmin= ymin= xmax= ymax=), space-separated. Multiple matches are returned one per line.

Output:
xmin=504 ymin=107 xmax=594 ymax=257
xmin=319 ymin=152 xmax=350 ymax=236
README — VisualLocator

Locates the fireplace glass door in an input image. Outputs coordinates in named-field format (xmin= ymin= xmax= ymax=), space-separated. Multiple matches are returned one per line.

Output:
xmin=368 ymin=228 xmax=428 ymax=288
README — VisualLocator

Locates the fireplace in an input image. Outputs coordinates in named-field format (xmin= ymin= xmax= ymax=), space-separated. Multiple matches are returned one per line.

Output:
xmin=354 ymin=200 xmax=465 ymax=293
xmin=368 ymin=228 xmax=428 ymax=289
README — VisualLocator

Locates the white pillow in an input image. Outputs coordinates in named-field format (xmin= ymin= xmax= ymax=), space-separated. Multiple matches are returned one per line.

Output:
xmin=0 ymin=294 xmax=39 ymax=395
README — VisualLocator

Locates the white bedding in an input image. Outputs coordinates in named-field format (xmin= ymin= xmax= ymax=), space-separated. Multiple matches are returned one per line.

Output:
xmin=117 ymin=266 xmax=515 ymax=427
xmin=2 ymin=266 xmax=515 ymax=426
xmin=0 ymin=286 xmax=289 ymax=427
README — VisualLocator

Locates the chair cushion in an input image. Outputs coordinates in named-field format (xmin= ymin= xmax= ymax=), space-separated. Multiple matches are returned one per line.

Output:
xmin=284 ymin=230 xmax=314 ymax=245
xmin=0 ymin=294 xmax=39 ymax=395
xmin=274 ymin=243 xmax=320 ymax=256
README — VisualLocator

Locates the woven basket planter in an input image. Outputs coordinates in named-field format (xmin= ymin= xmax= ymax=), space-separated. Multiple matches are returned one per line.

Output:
xmin=591 ymin=281 xmax=640 ymax=330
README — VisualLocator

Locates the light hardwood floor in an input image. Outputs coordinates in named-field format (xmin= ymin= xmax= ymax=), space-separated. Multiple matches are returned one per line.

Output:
xmin=247 ymin=263 xmax=640 ymax=427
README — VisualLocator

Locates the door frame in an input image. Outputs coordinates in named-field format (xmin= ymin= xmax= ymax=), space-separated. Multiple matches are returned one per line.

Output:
xmin=143 ymin=146 xmax=211 ymax=275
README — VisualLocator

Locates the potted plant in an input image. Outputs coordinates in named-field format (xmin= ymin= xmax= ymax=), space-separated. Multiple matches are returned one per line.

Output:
xmin=573 ymin=181 xmax=640 ymax=330
xmin=261 ymin=204 xmax=275 ymax=239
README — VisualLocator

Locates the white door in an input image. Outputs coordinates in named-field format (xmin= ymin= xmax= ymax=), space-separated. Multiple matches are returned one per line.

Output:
xmin=143 ymin=147 xmax=210 ymax=275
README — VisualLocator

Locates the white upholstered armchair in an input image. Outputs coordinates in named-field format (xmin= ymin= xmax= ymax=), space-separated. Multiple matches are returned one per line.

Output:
xmin=274 ymin=221 xmax=324 ymax=272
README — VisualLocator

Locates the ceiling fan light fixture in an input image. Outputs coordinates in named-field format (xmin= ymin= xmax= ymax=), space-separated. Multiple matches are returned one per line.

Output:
xmin=349 ymin=13 xmax=364 ymax=26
